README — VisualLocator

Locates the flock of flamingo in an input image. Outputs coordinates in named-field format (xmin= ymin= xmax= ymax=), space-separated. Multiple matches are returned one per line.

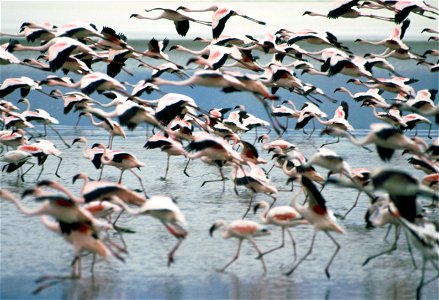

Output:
xmin=0 ymin=0 xmax=438 ymax=298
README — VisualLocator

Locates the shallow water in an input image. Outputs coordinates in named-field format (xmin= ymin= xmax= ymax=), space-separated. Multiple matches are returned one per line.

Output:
xmin=1 ymin=127 xmax=438 ymax=300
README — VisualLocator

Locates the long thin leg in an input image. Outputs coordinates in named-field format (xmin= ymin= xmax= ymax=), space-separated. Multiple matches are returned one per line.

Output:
xmin=220 ymin=239 xmax=242 ymax=272
xmin=363 ymin=226 xmax=400 ymax=266
xmin=201 ymin=166 xmax=227 ymax=189
xmin=320 ymin=136 xmax=340 ymax=148
xmin=36 ymin=165 xmax=45 ymax=181
xmin=257 ymin=228 xmax=285 ymax=259
xmin=404 ymin=230 xmax=417 ymax=269
xmin=98 ymin=166 xmax=104 ymax=180
xmin=161 ymin=155 xmax=170 ymax=180
xmin=167 ymin=238 xmax=183 ymax=267
xmin=266 ymin=164 xmax=275 ymax=175
xmin=242 ymin=192 xmax=255 ymax=219
xmin=247 ymin=237 xmax=267 ymax=274
xmin=306 ymin=119 xmax=316 ymax=140
xmin=286 ymin=228 xmax=297 ymax=262
xmin=183 ymin=159 xmax=191 ymax=177
xmin=268 ymin=194 xmax=277 ymax=208
xmin=286 ymin=230 xmax=317 ymax=276
xmin=49 ymin=125 xmax=71 ymax=148
xmin=342 ymin=191 xmax=361 ymax=219
xmin=20 ymin=161 xmax=35 ymax=181
xmin=54 ymin=156 xmax=63 ymax=178
xmin=416 ymin=259 xmax=426 ymax=300
xmin=129 ymin=169 xmax=148 ymax=198
xmin=384 ymin=224 xmax=393 ymax=242
xmin=118 ymin=170 xmax=124 ymax=183
xmin=324 ymin=231 xmax=341 ymax=279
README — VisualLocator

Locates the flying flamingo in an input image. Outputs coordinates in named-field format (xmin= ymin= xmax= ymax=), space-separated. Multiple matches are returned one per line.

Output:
xmin=253 ymin=200 xmax=307 ymax=261
xmin=177 ymin=4 xmax=266 ymax=39
xmin=286 ymin=176 xmax=345 ymax=279
xmin=130 ymin=8 xmax=211 ymax=37
xmin=209 ymin=219 xmax=271 ymax=273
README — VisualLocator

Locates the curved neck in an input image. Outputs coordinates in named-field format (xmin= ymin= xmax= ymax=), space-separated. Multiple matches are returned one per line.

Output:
xmin=9 ymin=196 xmax=47 ymax=216
xmin=282 ymin=159 xmax=296 ymax=177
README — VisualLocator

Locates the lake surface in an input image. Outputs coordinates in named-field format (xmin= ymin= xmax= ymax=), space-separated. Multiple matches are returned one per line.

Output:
xmin=0 ymin=127 xmax=438 ymax=300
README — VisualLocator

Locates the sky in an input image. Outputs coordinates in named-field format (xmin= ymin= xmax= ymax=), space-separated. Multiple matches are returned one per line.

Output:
xmin=1 ymin=0 xmax=437 ymax=41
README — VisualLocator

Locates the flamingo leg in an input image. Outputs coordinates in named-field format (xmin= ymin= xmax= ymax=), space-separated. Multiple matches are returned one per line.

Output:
xmin=286 ymin=230 xmax=317 ymax=276
xmin=342 ymin=190 xmax=362 ymax=219
xmin=257 ymin=228 xmax=285 ymax=259
xmin=128 ymin=169 xmax=148 ymax=198
xmin=118 ymin=169 xmax=124 ymax=183
xmin=403 ymin=230 xmax=417 ymax=269
xmin=167 ymin=238 xmax=184 ymax=267
xmin=54 ymin=156 xmax=63 ymax=178
xmin=416 ymin=259 xmax=426 ymax=300
xmin=268 ymin=194 xmax=277 ymax=208
xmin=200 ymin=166 xmax=227 ymax=190
xmin=247 ymin=237 xmax=267 ymax=273
xmin=36 ymin=165 xmax=45 ymax=181
xmin=161 ymin=155 xmax=170 ymax=180
xmin=324 ymin=231 xmax=341 ymax=279
xmin=363 ymin=226 xmax=400 ymax=266
xmin=320 ymin=136 xmax=340 ymax=148
xmin=98 ymin=165 xmax=104 ymax=180
xmin=219 ymin=239 xmax=242 ymax=272
xmin=306 ymin=119 xmax=316 ymax=140
xmin=286 ymin=228 xmax=297 ymax=262
xmin=183 ymin=159 xmax=191 ymax=177
xmin=242 ymin=192 xmax=255 ymax=219
xmin=20 ymin=161 xmax=35 ymax=181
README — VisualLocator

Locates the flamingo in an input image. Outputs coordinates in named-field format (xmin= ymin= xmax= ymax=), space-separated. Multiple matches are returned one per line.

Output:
xmin=209 ymin=219 xmax=271 ymax=273
xmin=6 ymin=37 xmax=104 ymax=72
xmin=2 ymin=184 xmax=91 ymax=224
xmin=1 ymin=149 xmax=34 ymax=181
xmin=16 ymin=98 xmax=70 ymax=147
xmin=324 ymin=124 xmax=427 ymax=161
xmin=72 ymin=172 xmax=146 ymax=206
xmin=78 ymin=112 xmax=126 ymax=149
xmin=110 ymin=195 xmax=188 ymax=267
xmin=92 ymin=143 xmax=147 ymax=197
xmin=313 ymin=101 xmax=354 ymax=147
xmin=388 ymin=207 xmax=439 ymax=299
xmin=303 ymin=0 xmax=393 ymax=21
xmin=18 ymin=140 xmax=63 ymax=180
xmin=271 ymin=100 xmax=300 ymax=131
xmin=0 ymin=76 xmax=55 ymax=99
xmin=177 ymin=4 xmax=266 ymax=39
xmin=286 ymin=176 xmax=345 ymax=279
xmin=130 ymin=8 xmax=211 ymax=37
xmin=232 ymin=162 xmax=278 ymax=218
xmin=257 ymin=134 xmax=297 ymax=153
xmin=144 ymin=132 xmax=187 ymax=180
xmin=253 ymin=200 xmax=307 ymax=261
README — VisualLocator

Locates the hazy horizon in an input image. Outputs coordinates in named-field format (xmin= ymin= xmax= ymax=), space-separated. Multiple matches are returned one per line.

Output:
xmin=1 ymin=1 xmax=437 ymax=41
